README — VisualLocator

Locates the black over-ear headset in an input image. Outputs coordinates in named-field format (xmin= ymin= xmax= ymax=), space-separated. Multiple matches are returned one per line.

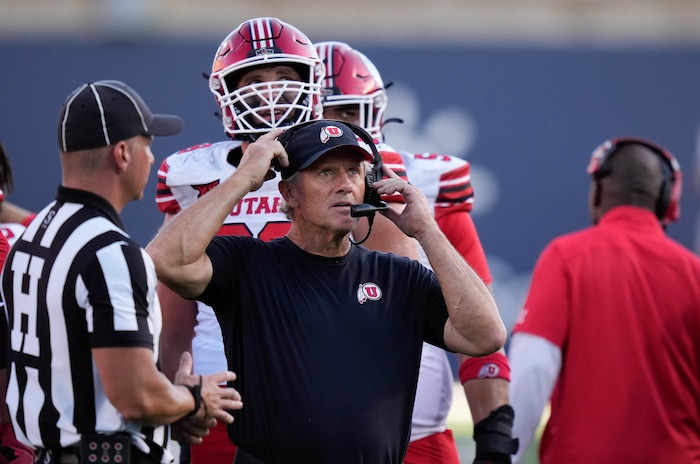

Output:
xmin=587 ymin=136 xmax=683 ymax=226
xmin=276 ymin=119 xmax=389 ymax=217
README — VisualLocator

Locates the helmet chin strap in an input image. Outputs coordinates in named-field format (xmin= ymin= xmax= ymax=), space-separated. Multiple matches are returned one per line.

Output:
xmin=350 ymin=212 xmax=376 ymax=246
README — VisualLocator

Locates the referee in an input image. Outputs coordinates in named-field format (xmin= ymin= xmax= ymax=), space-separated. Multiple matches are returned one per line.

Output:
xmin=1 ymin=81 xmax=242 ymax=464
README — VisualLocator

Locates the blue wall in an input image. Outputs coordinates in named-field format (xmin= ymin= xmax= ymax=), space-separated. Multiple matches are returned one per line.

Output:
xmin=2 ymin=39 xmax=699 ymax=327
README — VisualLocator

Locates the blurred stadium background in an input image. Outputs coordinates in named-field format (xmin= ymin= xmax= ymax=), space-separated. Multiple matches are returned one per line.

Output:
xmin=3 ymin=0 xmax=700 ymax=43
xmin=2 ymin=1 xmax=700 ymax=462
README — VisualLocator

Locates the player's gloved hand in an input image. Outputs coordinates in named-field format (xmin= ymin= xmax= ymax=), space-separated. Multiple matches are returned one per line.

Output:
xmin=472 ymin=404 xmax=519 ymax=464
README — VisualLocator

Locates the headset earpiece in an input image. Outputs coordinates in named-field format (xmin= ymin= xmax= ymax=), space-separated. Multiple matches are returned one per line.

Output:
xmin=363 ymin=146 xmax=384 ymax=206
xmin=654 ymin=158 xmax=675 ymax=221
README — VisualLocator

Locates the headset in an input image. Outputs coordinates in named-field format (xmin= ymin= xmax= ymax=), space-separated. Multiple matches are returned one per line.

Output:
xmin=587 ymin=136 xmax=682 ymax=226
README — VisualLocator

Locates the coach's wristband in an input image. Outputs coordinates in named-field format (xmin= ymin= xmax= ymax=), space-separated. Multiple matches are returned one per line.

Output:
xmin=184 ymin=375 xmax=202 ymax=417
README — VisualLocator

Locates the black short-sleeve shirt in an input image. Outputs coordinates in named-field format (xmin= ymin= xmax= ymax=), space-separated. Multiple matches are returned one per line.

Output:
xmin=200 ymin=236 xmax=450 ymax=464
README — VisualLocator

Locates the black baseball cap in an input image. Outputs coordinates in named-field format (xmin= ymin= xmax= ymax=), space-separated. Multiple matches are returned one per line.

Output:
xmin=278 ymin=120 xmax=373 ymax=179
xmin=57 ymin=80 xmax=184 ymax=152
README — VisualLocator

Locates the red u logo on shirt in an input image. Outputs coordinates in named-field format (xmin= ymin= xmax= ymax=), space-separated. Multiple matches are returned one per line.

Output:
xmin=357 ymin=282 xmax=382 ymax=304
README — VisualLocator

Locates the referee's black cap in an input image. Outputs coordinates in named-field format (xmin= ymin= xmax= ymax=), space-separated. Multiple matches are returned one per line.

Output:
xmin=57 ymin=80 xmax=183 ymax=152
xmin=278 ymin=120 xmax=372 ymax=179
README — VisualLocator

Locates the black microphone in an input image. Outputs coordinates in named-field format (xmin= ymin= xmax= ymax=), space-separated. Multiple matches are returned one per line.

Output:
xmin=350 ymin=201 xmax=389 ymax=217
xmin=349 ymin=201 xmax=388 ymax=245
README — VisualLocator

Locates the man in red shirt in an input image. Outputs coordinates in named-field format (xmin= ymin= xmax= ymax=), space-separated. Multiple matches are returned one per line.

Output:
xmin=510 ymin=137 xmax=700 ymax=463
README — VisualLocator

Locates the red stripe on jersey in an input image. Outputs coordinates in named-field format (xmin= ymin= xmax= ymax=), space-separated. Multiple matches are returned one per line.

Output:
xmin=436 ymin=163 xmax=473 ymax=212
xmin=155 ymin=160 xmax=181 ymax=215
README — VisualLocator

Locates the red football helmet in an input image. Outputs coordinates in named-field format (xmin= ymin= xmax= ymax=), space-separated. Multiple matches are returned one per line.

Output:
xmin=314 ymin=41 xmax=388 ymax=140
xmin=209 ymin=17 xmax=325 ymax=139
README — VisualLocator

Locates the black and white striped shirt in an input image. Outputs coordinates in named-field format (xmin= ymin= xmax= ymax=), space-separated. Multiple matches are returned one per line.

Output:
xmin=1 ymin=186 xmax=168 ymax=452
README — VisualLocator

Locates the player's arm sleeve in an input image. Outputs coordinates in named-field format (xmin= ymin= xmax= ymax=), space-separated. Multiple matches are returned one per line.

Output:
xmin=436 ymin=211 xmax=492 ymax=285
xmin=508 ymin=332 xmax=561 ymax=464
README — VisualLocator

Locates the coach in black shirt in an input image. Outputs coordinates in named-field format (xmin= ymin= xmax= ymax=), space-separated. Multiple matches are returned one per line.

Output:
xmin=147 ymin=120 xmax=507 ymax=463
xmin=2 ymin=81 xmax=241 ymax=464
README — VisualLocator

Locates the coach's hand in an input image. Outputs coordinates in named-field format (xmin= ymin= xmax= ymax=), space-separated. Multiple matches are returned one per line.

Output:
xmin=374 ymin=165 xmax=435 ymax=240
xmin=175 ymin=352 xmax=242 ymax=424
xmin=239 ymin=128 xmax=287 ymax=191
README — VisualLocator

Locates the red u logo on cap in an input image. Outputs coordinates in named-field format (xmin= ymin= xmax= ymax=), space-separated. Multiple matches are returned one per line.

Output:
xmin=320 ymin=125 xmax=343 ymax=143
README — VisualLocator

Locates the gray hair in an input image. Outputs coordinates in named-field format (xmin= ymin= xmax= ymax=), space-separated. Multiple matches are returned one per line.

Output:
xmin=278 ymin=171 xmax=299 ymax=220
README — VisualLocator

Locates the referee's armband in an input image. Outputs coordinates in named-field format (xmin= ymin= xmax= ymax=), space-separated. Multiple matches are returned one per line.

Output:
xmin=458 ymin=351 xmax=511 ymax=384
